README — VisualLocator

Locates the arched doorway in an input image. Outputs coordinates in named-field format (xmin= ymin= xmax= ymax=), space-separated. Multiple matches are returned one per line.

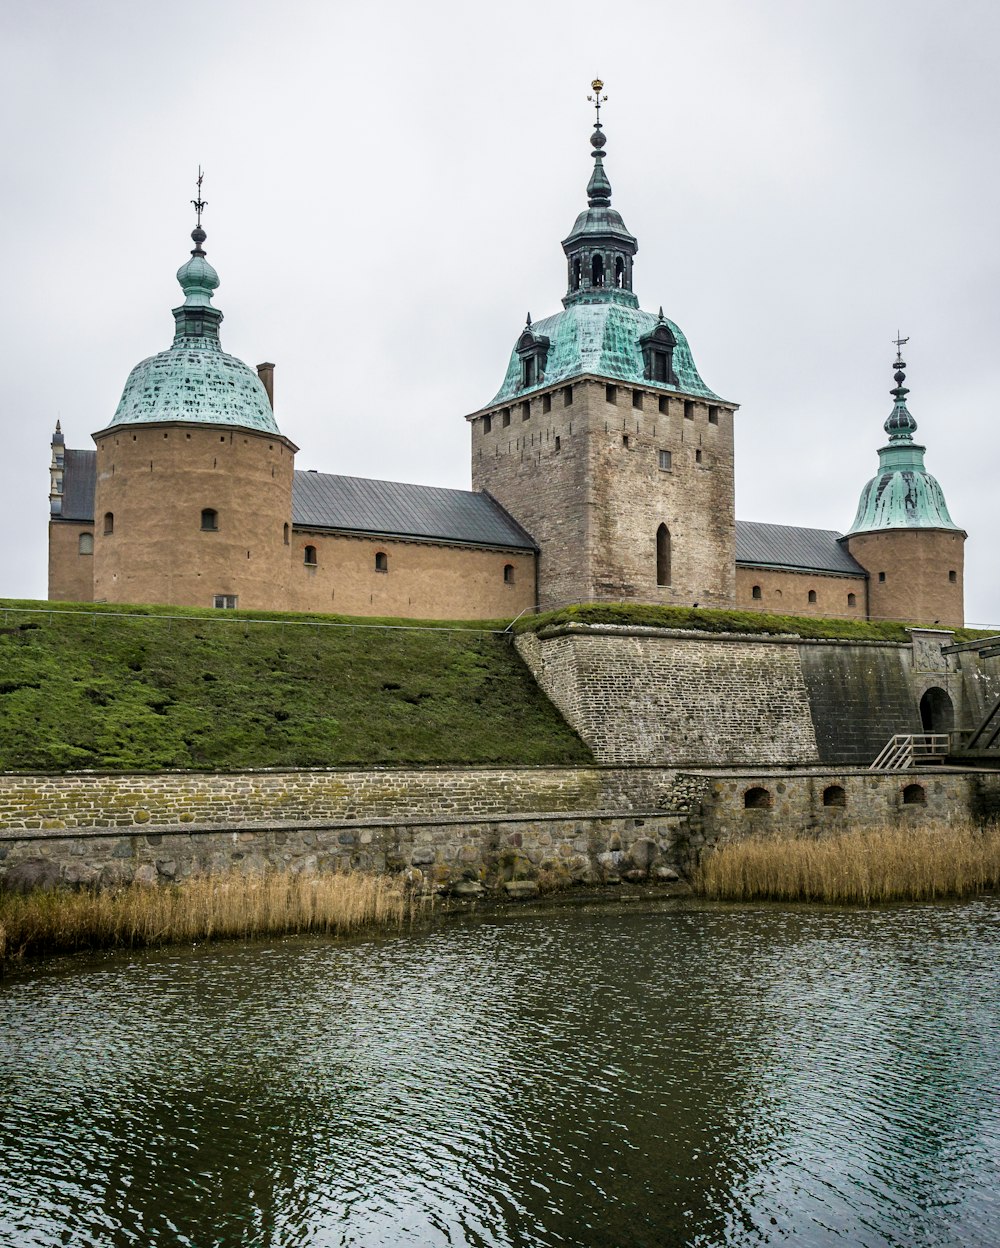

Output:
xmin=919 ymin=686 xmax=954 ymax=733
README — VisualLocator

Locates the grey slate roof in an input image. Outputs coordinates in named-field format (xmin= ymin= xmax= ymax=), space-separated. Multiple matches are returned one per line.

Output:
xmin=736 ymin=520 xmax=866 ymax=577
xmin=293 ymin=472 xmax=536 ymax=550
xmin=59 ymin=449 xmax=96 ymax=522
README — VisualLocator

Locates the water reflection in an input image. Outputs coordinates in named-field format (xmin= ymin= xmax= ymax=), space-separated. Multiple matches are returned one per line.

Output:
xmin=1 ymin=900 xmax=998 ymax=1246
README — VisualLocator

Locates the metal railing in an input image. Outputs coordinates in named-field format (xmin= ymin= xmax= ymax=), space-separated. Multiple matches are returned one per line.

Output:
xmin=870 ymin=734 xmax=951 ymax=770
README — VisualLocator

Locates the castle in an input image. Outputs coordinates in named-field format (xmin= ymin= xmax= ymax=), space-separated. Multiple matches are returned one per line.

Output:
xmin=47 ymin=87 xmax=967 ymax=628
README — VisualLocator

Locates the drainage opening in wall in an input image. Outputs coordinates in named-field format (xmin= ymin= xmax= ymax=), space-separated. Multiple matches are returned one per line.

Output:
xmin=823 ymin=785 xmax=847 ymax=808
xmin=902 ymin=783 xmax=927 ymax=806
xmin=744 ymin=787 xmax=772 ymax=810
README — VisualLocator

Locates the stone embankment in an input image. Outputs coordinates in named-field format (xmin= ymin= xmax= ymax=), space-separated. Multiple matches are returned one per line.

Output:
xmin=2 ymin=764 xmax=996 ymax=898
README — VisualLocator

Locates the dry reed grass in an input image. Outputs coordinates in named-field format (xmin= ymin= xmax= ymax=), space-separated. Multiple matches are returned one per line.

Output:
xmin=0 ymin=869 xmax=425 ymax=965
xmin=695 ymin=820 xmax=1000 ymax=904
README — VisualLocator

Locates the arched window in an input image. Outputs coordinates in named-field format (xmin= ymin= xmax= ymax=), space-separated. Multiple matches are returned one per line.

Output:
xmin=103 ymin=512 xmax=114 ymax=535
xmin=503 ymin=563 xmax=515 ymax=584
xmin=751 ymin=585 xmax=762 ymax=600
xmin=847 ymin=592 xmax=857 ymax=607
xmin=572 ymin=258 xmax=581 ymax=290
xmin=201 ymin=508 xmax=218 ymax=531
xmin=591 ymin=254 xmax=605 ymax=287
xmin=78 ymin=533 xmax=94 ymax=555
xmin=375 ymin=551 xmax=388 ymax=573
xmin=303 ymin=545 xmax=317 ymax=566
xmin=823 ymin=785 xmax=846 ymax=808
xmin=283 ymin=523 xmax=290 ymax=545
xmin=902 ymin=783 xmax=926 ymax=806
xmin=615 ymin=256 xmax=625 ymax=288
xmin=656 ymin=524 xmax=671 ymax=587
xmin=807 ymin=589 xmax=817 ymax=604
xmin=744 ymin=787 xmax=772 ymax=810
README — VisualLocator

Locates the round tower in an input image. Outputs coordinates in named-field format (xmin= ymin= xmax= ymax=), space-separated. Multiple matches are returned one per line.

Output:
xmin=92 ymin=187 xmax=297 ymax=610
xmin=844 ymin=343 xmax=965 ymax=627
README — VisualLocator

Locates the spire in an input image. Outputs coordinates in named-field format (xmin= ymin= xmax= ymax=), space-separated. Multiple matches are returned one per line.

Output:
xmin=173 ymin=168 xmax=223 ymax=343
xmin=586 ymin=79 xmax=612 ymax=207
xmin=884 ymin=333 xmax=917 ymax=442
xmin=562 ymin=81 xmax=638 ymax=308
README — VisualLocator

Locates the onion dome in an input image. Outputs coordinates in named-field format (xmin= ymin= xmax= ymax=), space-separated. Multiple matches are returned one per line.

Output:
xmin=105 ymin=189 xmax=278 ymax=435
xmin=847 ymin=345 xmax=959 ymax=534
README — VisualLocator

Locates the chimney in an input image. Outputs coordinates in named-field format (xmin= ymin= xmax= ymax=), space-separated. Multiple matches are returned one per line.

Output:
xmin=256 ymin=362 xmax=275 ymax=409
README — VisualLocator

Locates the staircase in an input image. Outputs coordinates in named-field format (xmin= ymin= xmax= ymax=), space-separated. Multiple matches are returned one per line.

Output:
xmin=870 ymin=734 xmax=950 ymax=770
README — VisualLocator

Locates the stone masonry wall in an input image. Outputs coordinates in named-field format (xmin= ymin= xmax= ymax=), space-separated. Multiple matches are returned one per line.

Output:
xmin=517 ymin=626 xmax=819 ymax=765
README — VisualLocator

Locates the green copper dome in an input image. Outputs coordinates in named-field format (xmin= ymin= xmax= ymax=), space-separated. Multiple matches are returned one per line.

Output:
xmin=106 ymin=222 xmax=279 ymax=435
xmin=487 ymin=97 xmax=725 ymax=407
xmin=847 ymin=352 xmax=959 ymax=535
xmin=489 ymin=301 xmax=721 ymax=405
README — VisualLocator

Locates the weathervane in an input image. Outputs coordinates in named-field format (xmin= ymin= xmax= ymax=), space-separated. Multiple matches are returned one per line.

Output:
xmin=893 ymin=331 xmax=909 ymax=365
xmin=588 ymin=78 xmax=607 ymax=128
xmin=191 ymin=166 xmax=207 ymax=227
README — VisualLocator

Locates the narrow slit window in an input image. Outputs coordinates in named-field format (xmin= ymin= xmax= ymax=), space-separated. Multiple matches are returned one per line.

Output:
xmin=656 ymin=523 xmax=671 ymax=587
xmin=503 ymin=563 xmax=515 ymax=584
xmin=304 ymin=545 xmax=317 ymax=566
xmin=103 ymin=512 xmax=114 ymax=535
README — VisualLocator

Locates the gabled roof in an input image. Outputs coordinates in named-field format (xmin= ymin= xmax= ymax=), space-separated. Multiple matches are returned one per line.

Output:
xmin=736 ymin=520 xmax=866 ymax=577
xmin=59 ymin=449 xmax=96 ymax=522
xmin=293 ymin=472 xmax=536 ymax=550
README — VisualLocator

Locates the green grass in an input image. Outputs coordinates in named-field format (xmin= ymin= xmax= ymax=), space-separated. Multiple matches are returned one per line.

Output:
xmin=514 ymin=601 xmax=994 ymax=644
xmin=0 ymin=600 xmax=591 ymax=772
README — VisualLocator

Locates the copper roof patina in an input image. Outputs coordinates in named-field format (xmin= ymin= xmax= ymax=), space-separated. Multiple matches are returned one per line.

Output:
xmin=847 ymin=349 xmax=959 ymax=535
xmin=105 ymin=197 xmax=279 ymax=437
xmin=485 ymin=86 xmax=726 ymax=409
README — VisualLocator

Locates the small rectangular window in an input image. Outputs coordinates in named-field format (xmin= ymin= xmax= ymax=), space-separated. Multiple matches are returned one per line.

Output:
xmin=708 ymin=406 xmax=720 ymax=425
xmin=695 ymin=448 xmax=703 ymax=464
xmin=502 ymin=409 xmax=511 ymax=428
xmin=684 ymin=400 xmax=695 ymax=420
xmin=632 ymin=390 xmax=643 ymax=411
xmin=563 ymin=385 xmax=573 ymax=407
xmin=521 ymin=401 xmax=530 ymax=421
xmin=483 ymin=414 xmax=492 ymax=434
xmin=606 ymin=385 xmax=617 ymax=405
xmin=622 ymin=434 xmax=630 ymax=449
xmin=658 ymin=395 xmax=669 ymax=415
xmin=555 ymin=435 xmax=561 ymax=452
xmin=658 ymin=449 xmax=672 ymax=471
xmin=213 ymin=595 xmax=238 ymax=609
xmin=878 ymin=571 xmax=886 ymax=583
xmin=542 ymin=393 xmax=552 ymax=413
xmin=949 ymin=569 xmax=957 ymax=583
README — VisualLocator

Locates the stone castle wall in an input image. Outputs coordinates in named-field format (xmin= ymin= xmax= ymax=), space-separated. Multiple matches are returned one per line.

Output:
xmin=517 ymin=623 xmax=999 ymax=768
xmin=2 ymin=764 xmax=996 ymax=894
xmin=471 ymin=378 xmax=737 ymax=610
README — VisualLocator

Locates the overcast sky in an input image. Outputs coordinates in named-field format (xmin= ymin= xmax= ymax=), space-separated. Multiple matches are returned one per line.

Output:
xmin=2 ymin=0 xmax=998 ymax=624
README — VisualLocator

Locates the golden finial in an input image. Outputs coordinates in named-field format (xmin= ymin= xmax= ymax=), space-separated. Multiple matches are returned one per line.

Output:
xmin=588 ymin=79 xmax=607 ymax=128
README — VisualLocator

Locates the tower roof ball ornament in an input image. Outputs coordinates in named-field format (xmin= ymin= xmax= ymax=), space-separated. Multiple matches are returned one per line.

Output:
xmin=105 ymin=169 xmax=279 ymax=435
xmin=846 ymin=337 xmax=960 ymax=535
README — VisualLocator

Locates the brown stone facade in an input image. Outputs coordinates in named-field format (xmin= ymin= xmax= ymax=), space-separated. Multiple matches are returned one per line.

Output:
xmin=845 ymin=528 xmax=965 ymax=628
xmin=735 ymin=566 xmax=866 ymax=618
xmin=470 ymin=378 xmax=737 ymax=611
xmin=92 ymin=422 xmax=297 ymax=611
xmin=48 ymin=519 xmax=97 ymax=603
xmin=282 ymin=531 xmax=535 ymax=619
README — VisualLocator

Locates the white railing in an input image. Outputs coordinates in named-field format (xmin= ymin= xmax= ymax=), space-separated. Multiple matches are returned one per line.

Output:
xmin=869 ymin=734 xmax=950 ymax=770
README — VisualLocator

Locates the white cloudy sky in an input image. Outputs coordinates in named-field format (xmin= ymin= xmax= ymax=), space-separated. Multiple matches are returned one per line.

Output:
xmin=2 ymin=0 xmax=998 ymax=623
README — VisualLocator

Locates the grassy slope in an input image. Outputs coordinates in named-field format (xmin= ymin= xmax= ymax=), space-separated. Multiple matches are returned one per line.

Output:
xmin=0 ymin=600 xmax=591 ymax=772
xmin=515 ymin=601 xmax=995 ymax=644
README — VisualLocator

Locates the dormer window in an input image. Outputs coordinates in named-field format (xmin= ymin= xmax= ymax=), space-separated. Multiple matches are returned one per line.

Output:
xmin=640 ymin=320 xmax=678 ymax=385
xmin=516 ymin=322 xmax=550 ymax=390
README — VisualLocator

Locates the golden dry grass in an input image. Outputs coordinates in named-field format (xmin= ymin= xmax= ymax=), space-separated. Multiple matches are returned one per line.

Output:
xmin=695 ymin=820 xmax=1000 ymax=904
xmin=0 ymin=869 xmax=426 ymax=964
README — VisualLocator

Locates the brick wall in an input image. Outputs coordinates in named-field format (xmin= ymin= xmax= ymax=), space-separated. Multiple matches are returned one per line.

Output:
xmin=735 ymin=566 xmax=866 ymax=619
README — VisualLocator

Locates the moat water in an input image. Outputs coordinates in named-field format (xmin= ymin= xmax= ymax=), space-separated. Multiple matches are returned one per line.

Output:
xmin=1 ymin=898 xmax=998 ymax=1248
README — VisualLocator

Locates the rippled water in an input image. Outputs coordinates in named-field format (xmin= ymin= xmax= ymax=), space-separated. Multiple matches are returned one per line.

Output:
xmin=1 ymin=899 xmax=999 ymax=1247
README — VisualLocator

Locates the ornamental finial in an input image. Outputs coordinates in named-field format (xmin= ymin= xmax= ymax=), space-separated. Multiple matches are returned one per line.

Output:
xmin=588 ymin=78 xmax=607 ymax=129
xmin=884 ymin=333 xmax=917 ymax=442
xmin=190 ymin=166 xmax=208 ymax=256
